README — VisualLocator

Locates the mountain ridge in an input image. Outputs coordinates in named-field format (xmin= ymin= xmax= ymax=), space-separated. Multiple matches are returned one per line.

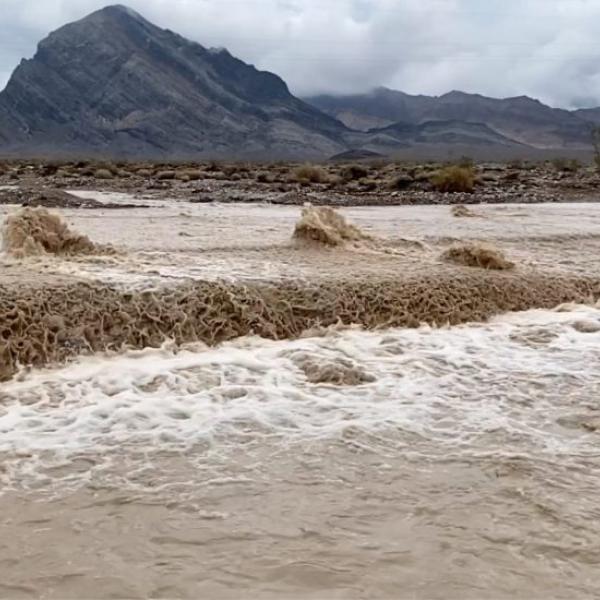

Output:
xmin=0 ymin=6 xmax=599 ymax=159
xmin=0 ymin=4 xmax=348 ymax=159
xmin=305 ymin=86 xmax=598 ymax=152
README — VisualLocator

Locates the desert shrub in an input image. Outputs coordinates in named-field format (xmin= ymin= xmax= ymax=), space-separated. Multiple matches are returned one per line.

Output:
xmin=256 ymin=172 xmax=273 ymax=183
xmin=40 ymin=163 xmax=59 ymax=177
xmin=458 ymin=155 xmax=474 ymax=169
xmin=503 ymin=170 xmax=520 ymax=182
xmin=508 ymin=159 xmax=524 ymax=169
xmin=568 ymin=159 xmax=582 ymax=172
xmin=592 ymin=126 xmax=600 ymax=172
xmin=156 ymin=170 xmax=175 ymax=180
xmin=341 ymin=164 xmax=369 ymax=182
xmin=367 ymin=159 xmax=388 ymax=170
xmin=222 ymin=164 xmax=250 ymax=177
xmin=182 ymin=170 xmax=203 ymax=181
xmin=551 ymin=158 xmax=581 ymax=172
xmin=94 ymin=168 xmax=113 ymax=180
xmin=293 ymin=164 xmax=329 ymax=184
xmin=95 ymin=162 xmax=119 ymax=175
xmin=430 ymin=166 xmax=475 ymax=193
xmin=359 ymin=178 xmax=377 ymax=191
xmin=388 ymin=174 xmax=414 ymax=190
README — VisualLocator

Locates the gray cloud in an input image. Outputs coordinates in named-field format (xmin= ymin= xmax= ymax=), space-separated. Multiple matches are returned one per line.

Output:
xmin=1 ymin=0 xmax=600 ymax=107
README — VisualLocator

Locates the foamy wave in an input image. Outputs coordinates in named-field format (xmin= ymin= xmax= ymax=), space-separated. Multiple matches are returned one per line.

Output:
xmin=2 ymin=305 xmax=600 ymax=491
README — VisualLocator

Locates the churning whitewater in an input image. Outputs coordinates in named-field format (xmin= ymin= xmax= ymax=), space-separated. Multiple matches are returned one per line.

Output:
xmin=2 ymin=197 xmax=600 ymax=598
xmin=2 ymin=304 xmax=600 ymax=490
xmin=2 ymin=304 xmax=600 ymax=598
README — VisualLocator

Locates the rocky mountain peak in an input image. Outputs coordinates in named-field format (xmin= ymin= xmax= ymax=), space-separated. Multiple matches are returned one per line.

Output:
xmin=0 ymin=5 xmax=346 ymax=158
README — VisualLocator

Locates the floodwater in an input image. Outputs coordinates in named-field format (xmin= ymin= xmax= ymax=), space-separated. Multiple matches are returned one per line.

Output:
xmin=4 ymin=197 xmax=600 ymax=290
xmin=2 ymin=305 xmax=600 ymax=598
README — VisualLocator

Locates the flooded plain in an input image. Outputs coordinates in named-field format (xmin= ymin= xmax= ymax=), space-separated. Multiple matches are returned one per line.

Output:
xmin=2 ymin=305 xmax=600 ymax=598
xmin=2 ymin=198 xmax=600 ymax=598
xmin=3 ymin=197 xmax=600 ymax=288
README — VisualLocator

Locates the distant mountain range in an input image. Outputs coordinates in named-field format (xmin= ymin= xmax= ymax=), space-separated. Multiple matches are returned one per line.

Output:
xmin=0 ymin=5 xmax=598 ymax=160
xmin=305 ymin=88 xmax=598 ymax=152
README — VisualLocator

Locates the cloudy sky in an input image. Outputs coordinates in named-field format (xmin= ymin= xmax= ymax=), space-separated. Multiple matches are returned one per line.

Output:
xmin=1 ymin=0 xmax=600 ymax=108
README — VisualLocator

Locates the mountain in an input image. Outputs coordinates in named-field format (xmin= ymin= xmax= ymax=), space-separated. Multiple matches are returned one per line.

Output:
xmin=306 ymin=87 xmax=596 ymax=151
xmin=573 ymin=107 xmax=600 ymax=126
xmin=363 ymin=119 xmax=524 ymax=147
xmin=0 ymin=5 xmax=348 ymax=159
xmin=1 ymin=6 xmax=598 ymax=160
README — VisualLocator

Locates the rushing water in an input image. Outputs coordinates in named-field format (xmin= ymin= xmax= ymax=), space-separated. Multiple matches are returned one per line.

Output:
xmin=2 ymin=305 xmax=600 ymax=598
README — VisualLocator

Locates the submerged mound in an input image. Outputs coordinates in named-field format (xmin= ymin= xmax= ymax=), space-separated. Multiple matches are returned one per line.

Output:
xmin=451 ymin=204 xmax=480 ymax=218
xmin=293 ymin=205 xmax=369 ymax=246
xmin=441 ymin=243 xmax=514 ymax=270
xmin=2 ymin=207 xmax=106 ymax=257
xmin=572 ymin=320 xmax=600 ymax=333
xmin=291 ymin=353 xmax=376 ymax=385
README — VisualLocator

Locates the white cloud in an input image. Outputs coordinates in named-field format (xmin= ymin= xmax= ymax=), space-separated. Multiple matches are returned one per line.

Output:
xmin=1 ymin=0 xmax=600 ymax=107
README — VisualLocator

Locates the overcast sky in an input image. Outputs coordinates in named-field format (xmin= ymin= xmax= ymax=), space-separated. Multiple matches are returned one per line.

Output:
xmin=1 ymin=0 xmax=600 ymax=108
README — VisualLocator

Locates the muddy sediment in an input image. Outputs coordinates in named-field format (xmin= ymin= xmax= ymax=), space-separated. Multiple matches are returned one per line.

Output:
xmin=451 ymin=204 xmax=481 ymax=218
xmin=441 ymin=242 xmax=515 ymax=270
xmin=2 ymin=270 xmax=598 ymax=381
xmin=293 ymin=205 xmax=369 ymax=246
xmin=2 ymin=207 xmax=113 ymax=258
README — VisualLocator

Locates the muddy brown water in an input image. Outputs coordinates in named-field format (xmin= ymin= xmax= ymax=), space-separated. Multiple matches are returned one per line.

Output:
xmin=2 ymin=308 xmax=600 ymax=599
xmin=2 ymin=200 xmax=600 ymax=598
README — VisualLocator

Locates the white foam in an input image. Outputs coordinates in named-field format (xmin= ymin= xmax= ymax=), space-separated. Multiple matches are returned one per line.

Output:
xmin=2 ymin=305 xmax=600 ymax=490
